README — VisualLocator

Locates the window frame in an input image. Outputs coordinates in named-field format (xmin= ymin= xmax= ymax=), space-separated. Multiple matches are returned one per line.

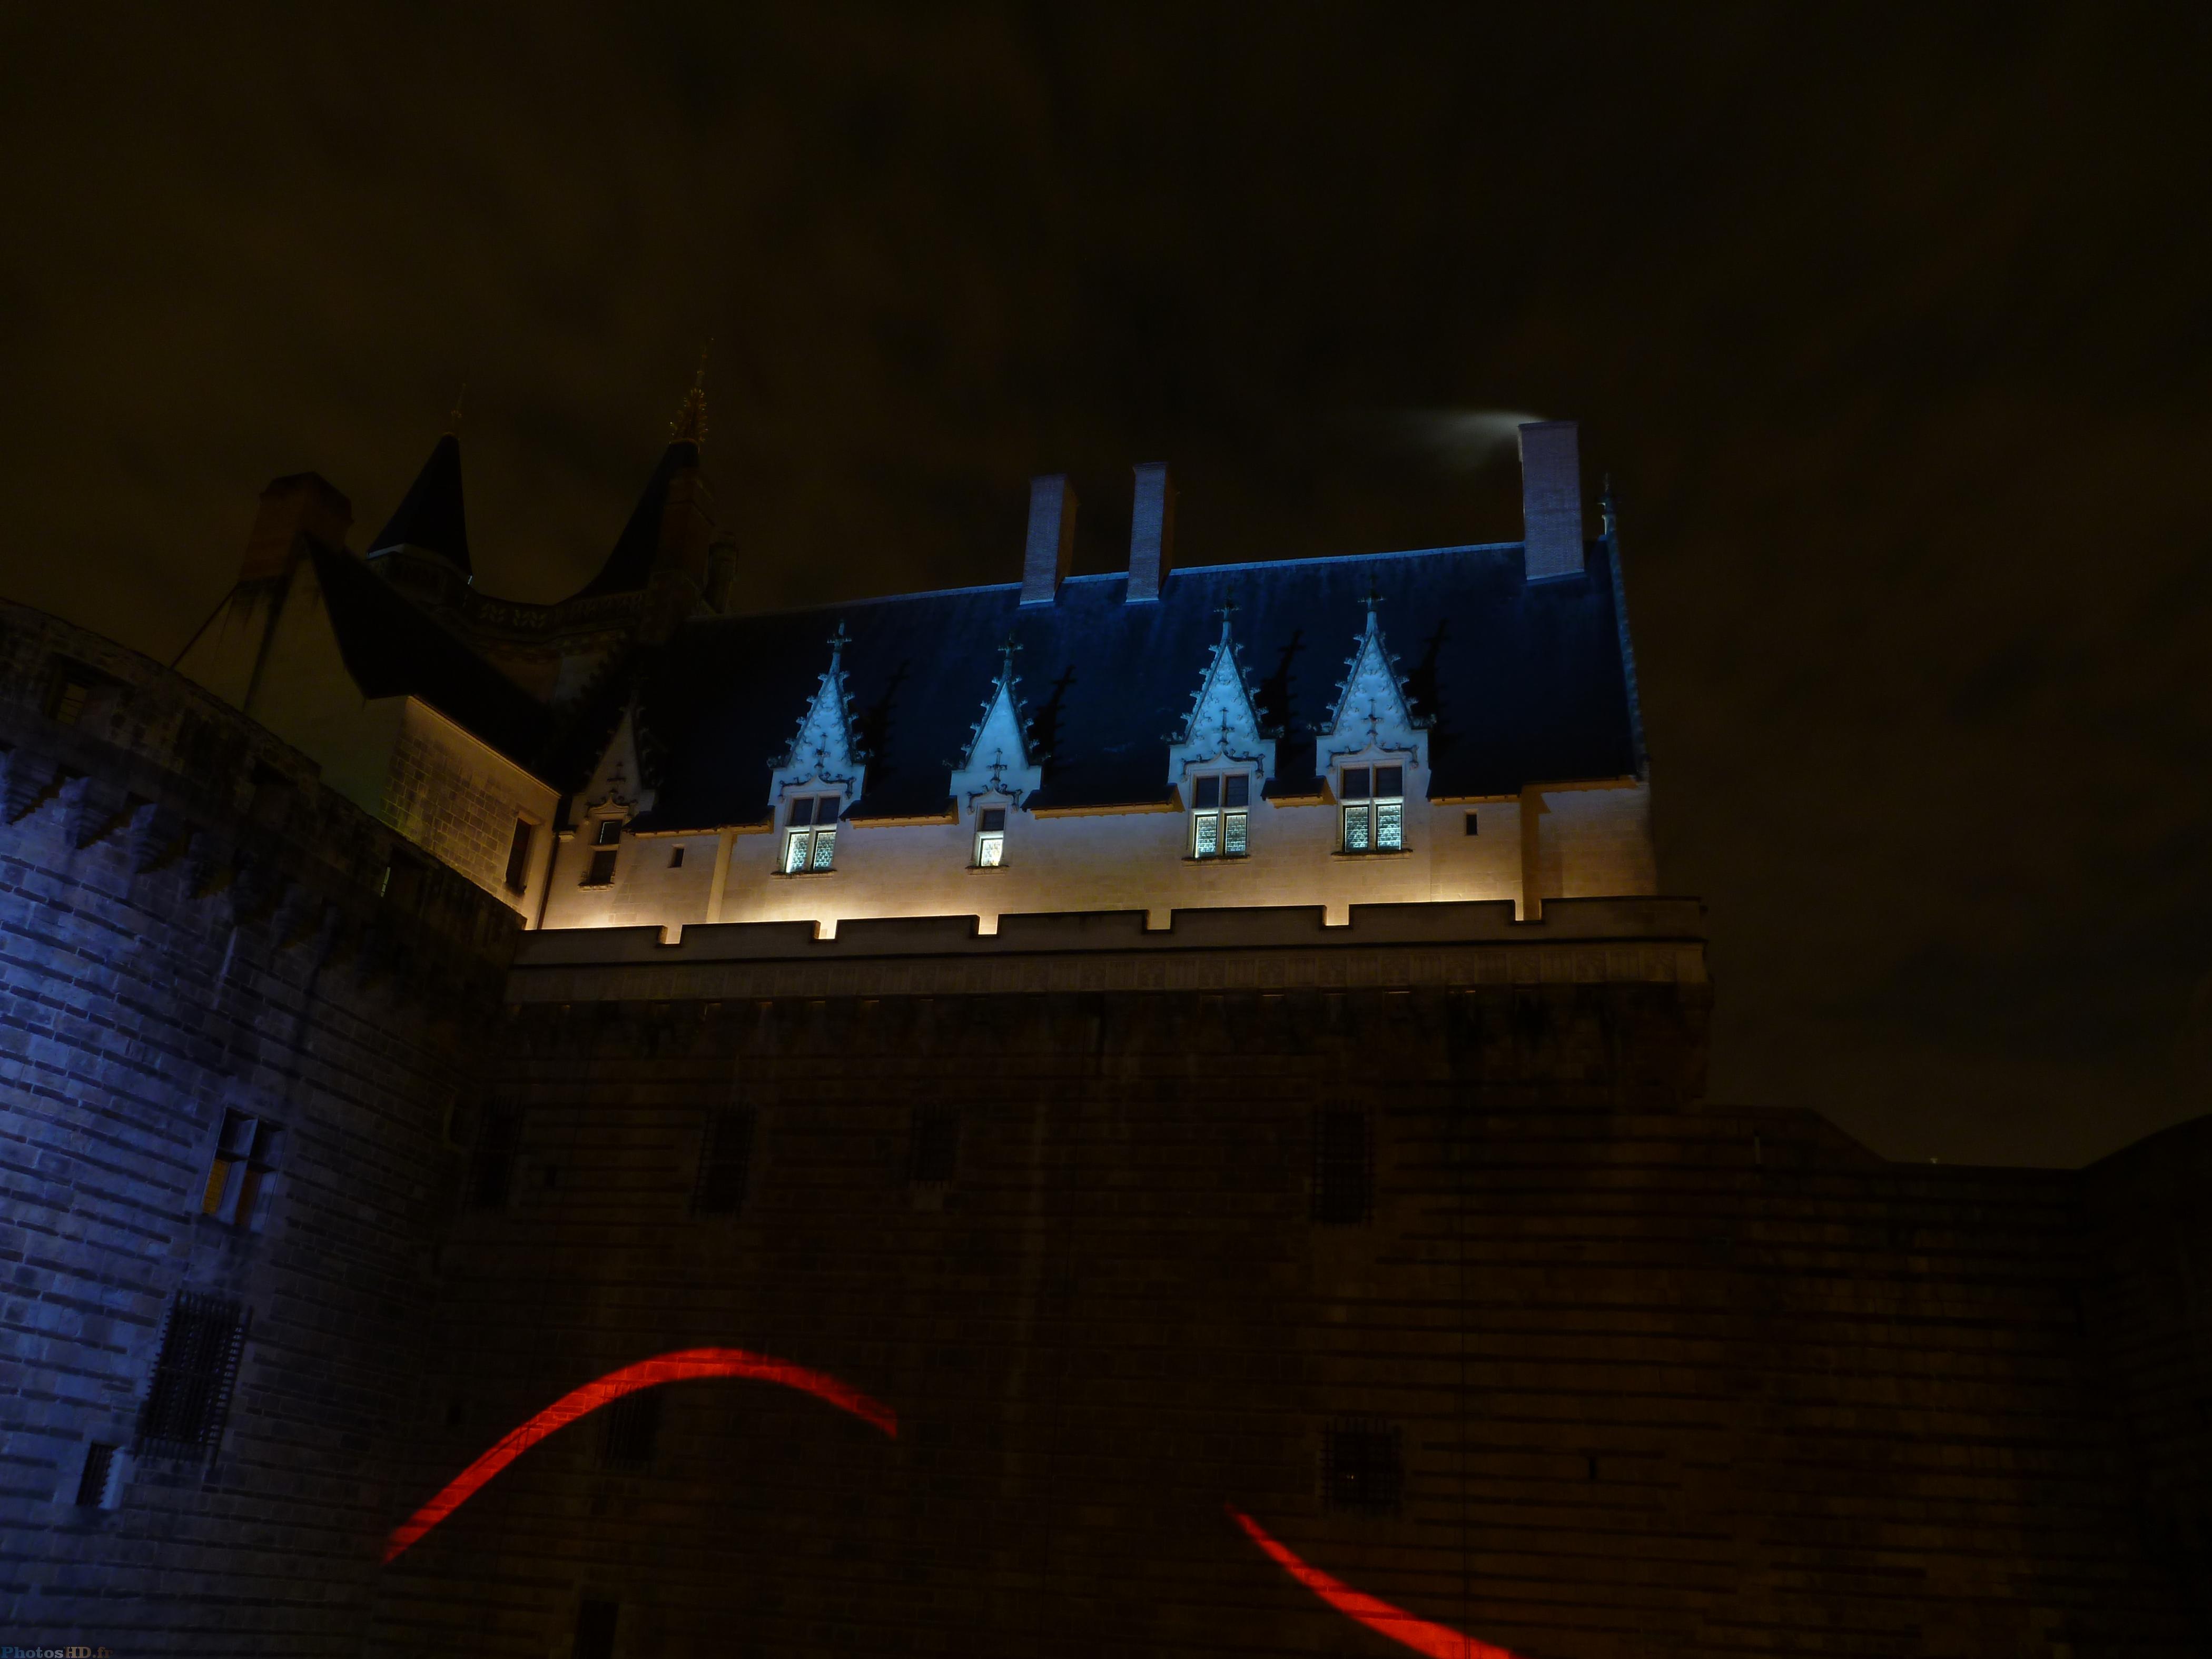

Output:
xmin=580 ymin=814 xmax=623 ymax=888
xmin=200 ymin=1109 xmax=281 ymax=1232
xmin=1336 ymin=763 xmax=1408 ymax=854
xmin=1187 ymin=771 xmax=1253 ymax=860
xmin=503 ymin=817 xmax=535 ymax=894
xmin=973 ymin=803 xmax=1009 ymax=868
xmin=779 ymin=795 xmax=842 ymax=874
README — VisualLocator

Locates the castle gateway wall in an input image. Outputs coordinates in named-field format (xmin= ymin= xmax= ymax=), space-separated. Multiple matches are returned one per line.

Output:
xmin=361 ymin=917 xmax=2195 ymax=1658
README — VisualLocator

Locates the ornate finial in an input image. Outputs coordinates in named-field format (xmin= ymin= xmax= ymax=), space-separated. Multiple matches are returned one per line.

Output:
xmin=826 ymin=620 xmax=850 ymax=658
xmin=1214 ymin=597 xmax=1239 ymax=639
xmin=669 ymin=342 xmax=710 ymax=446
xmin=446 ymin=383 xmax=467 ymax=435
xmin=1360 ymin=579 xmax=1385 ymax=614
xmin=999 ymin=630 xmax=1023 ymax=676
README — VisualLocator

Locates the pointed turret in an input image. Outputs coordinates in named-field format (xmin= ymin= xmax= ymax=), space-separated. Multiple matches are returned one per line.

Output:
xmin=570 ymin=360 xmax=717 ymax=611
xmin=370 ymin=432 xmax=471 ymax=575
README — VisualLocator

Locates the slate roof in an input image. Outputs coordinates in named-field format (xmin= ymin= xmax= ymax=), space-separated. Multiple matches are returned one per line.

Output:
xmin=369 ymin=434 xmax=471 ymax=574
xmin=308 ymin=544 xmax=554 ymax=767
xmin=629 ymin=538 xmax=1644 ymax=829
xmin=569 ymin=440 xmax=698 ymax=602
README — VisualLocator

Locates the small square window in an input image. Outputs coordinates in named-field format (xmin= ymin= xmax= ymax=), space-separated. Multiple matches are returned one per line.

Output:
xmin=201 ymin=1109 xmax=280 ymax=1231
xmin=911 ymin=1106 xmax=959 ymax=1185
xmin=979 ymin=808 xmax=1006 ymax=833
xmin=693 ymin=1108 xmax=754 ymax=1217
xmin=504 ymin=819 xmax=534 ymax=893
xmin=1194 ymin=776 xmax=1221 ymax=810
xmin=1223 ymin=775 xmax=1250 ymax=808
xmin=601 ymin=1388 xmax=662 ymax=1468
xmin=1340 ymin=767 xmax=1371 ymax=802
xmin=573 ymin=1597 xmax=620 ymax=1659
xmin=1323 ymin=1421 xmax=1403 ymax=1514
xmin=1375 ymin=765 xmax=1404 ymax=798
xmin=1313 ymin=1108 xmax=1371 ymax=1224
xmin=593 ymin=818 xmax=623 ymax=847
xmin=788 ymin=797 xmax=816 ymax=827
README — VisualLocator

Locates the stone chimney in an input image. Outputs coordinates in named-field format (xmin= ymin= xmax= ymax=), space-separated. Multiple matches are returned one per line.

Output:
xmin=1517 ymin=421 xmax=1584 ymax=583
xmin=240 ymin=474 xmax=352 ymax=582
xmin=1127 ymin=462 xmax=1175 ymax=603
xmin=1021 ymin=475 xmax=1077 ymax=606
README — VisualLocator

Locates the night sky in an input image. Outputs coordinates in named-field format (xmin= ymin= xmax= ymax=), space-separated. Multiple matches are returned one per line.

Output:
xmin=3 ymin=6 xmax=2205 ymax=1167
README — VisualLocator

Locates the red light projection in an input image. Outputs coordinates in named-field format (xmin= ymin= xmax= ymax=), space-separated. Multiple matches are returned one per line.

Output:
xmin=1227 ymin=1505 xmax=1525 ymax=1659
xmin=384 ymin=1347 xmax=897 ymax=1564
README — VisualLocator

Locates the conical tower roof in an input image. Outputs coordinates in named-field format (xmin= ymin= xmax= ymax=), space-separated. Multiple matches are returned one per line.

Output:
xmin=370 ymin=432 xmax=471 ymax=576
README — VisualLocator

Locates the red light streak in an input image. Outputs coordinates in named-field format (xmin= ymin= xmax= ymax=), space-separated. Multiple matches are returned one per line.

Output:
xmin=384 ymin=1347 xmax=897 ymax=1564
xmin=1226 ymin=1505 xmax=1525 ymax=1659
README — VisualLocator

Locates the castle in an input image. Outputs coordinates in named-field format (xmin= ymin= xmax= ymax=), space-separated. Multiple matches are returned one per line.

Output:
xmin=0 ymin=394 xmax=2205 ymax=1656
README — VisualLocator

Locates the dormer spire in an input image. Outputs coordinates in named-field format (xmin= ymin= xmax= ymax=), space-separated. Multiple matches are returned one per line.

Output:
xmin=669 ymin=345 xmax=709 ymax=447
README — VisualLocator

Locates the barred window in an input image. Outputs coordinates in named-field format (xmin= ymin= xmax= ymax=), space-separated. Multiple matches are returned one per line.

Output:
xmin=504 ymin=818 xmax=534 ymax=893
xmin=137 ymin=1293 xmax=248 ymax=1459
xmin=573 ymin=1597 xmax=620 ymax=1659
xmin=201 ymin=1109 xmax=281 ymax=1231
xmin=470 ymin=1109 xmax=521 ymax=1211
xmin=1312 ymin=1108 xmax=1371 ymax=1224
xmin=1339 ymin=765 xmax=1406 ymax=853
xmin=693 ymin=1107 xmax=754 ymax=1217
xmin=601 ymin=1389 xmax=662 ymax=1469
xmin=1190 ymin=772 xmax=1250 ymax=859
xmin=1323 ymin=1420 xmax=1403 ymax=1514
xmin=911 ymin=1105 xmax=959 ymax=1186
xmin=75 ymin=1443 xmax=121 ymax=1509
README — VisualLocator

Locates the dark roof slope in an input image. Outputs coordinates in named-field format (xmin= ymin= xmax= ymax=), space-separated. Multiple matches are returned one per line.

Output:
xmin=632 ymin=539 xmax=1642 ymax=829
xmin=569 ymin=440 xmax=696 ymax=601
xmin=309 ymin=544 xmax=553 ymax=768
xmin=370 ymin=433 xmax=471 ymax=574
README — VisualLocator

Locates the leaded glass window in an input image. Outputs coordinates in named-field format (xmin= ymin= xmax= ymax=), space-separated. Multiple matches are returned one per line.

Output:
xmin=1190 ymin=773 xmax=1250 ymax=859
xmin=975 ymin=806 xmax=1006 ymax=867
xmin=782 ymin=796 xmax=840 ymax=872
xmin=1338 ymin=765 xmax=1406 ymax=852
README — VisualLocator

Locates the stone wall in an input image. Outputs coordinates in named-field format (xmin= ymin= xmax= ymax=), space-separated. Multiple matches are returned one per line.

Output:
xmin=365 ymin=936 xmax=2193 ymax=1657
xmin=0 ymin=603 xmax=518 ymax=1655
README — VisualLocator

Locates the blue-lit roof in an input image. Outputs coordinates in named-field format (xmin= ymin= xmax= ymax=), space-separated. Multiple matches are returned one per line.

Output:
xmin=633 ymin=538 xmax=1643 ymax=828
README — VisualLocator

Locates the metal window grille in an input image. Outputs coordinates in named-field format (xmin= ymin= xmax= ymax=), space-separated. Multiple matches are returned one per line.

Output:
xmin=470 ymin=1109 xmax=521 ymax=1210
xmin=1312 ymin=1108 xmax=1372 ymax=1224
xmin=136 ymin=1293 xmax=247 ymax=1459
xmin=572 ymin=1597 xmax=620 ymax=1659
xmin=1190 ymin=773 xmax=1251 ymax=859
xmin=975 ymin=806 xmax=1006 ymax=867
xmin=504 ymin=819 xmax=533 ymax=892
xmin=1322 ymin=1421 xmax=1403 ymax=1514
xmin=693 ymin=1108 xmax=754 ymax=1216
xmin=911 ymin=1106 xmax=959 ymax=1185
xmin=1338 ymin=766 xmax=1406 ymax=852
xmin=601 ymin=1389 xmax=662 ymax=1468
xmin=75 ymin=1443 xmax=118 ymax=1508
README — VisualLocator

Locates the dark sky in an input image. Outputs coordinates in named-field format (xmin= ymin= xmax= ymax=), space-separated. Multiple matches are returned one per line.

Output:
xmin=3 ymin=5 xmax=2206 ymax=1167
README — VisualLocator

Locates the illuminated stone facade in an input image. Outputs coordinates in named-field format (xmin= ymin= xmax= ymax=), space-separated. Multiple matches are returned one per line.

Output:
xmin=1 ymin=412 xmax=2205 ymax=1656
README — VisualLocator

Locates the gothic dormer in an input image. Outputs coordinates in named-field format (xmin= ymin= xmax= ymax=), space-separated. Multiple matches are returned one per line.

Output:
xmin=769 ymin=624 xmax=867 ymax=813
xmin=1166 ymin=607 xmax=1276 ymax=792
xmin=948 ymin=636 xmax=1044 ymax=809
xmin=1315 ymin=595 xmax=1430 ymax=777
